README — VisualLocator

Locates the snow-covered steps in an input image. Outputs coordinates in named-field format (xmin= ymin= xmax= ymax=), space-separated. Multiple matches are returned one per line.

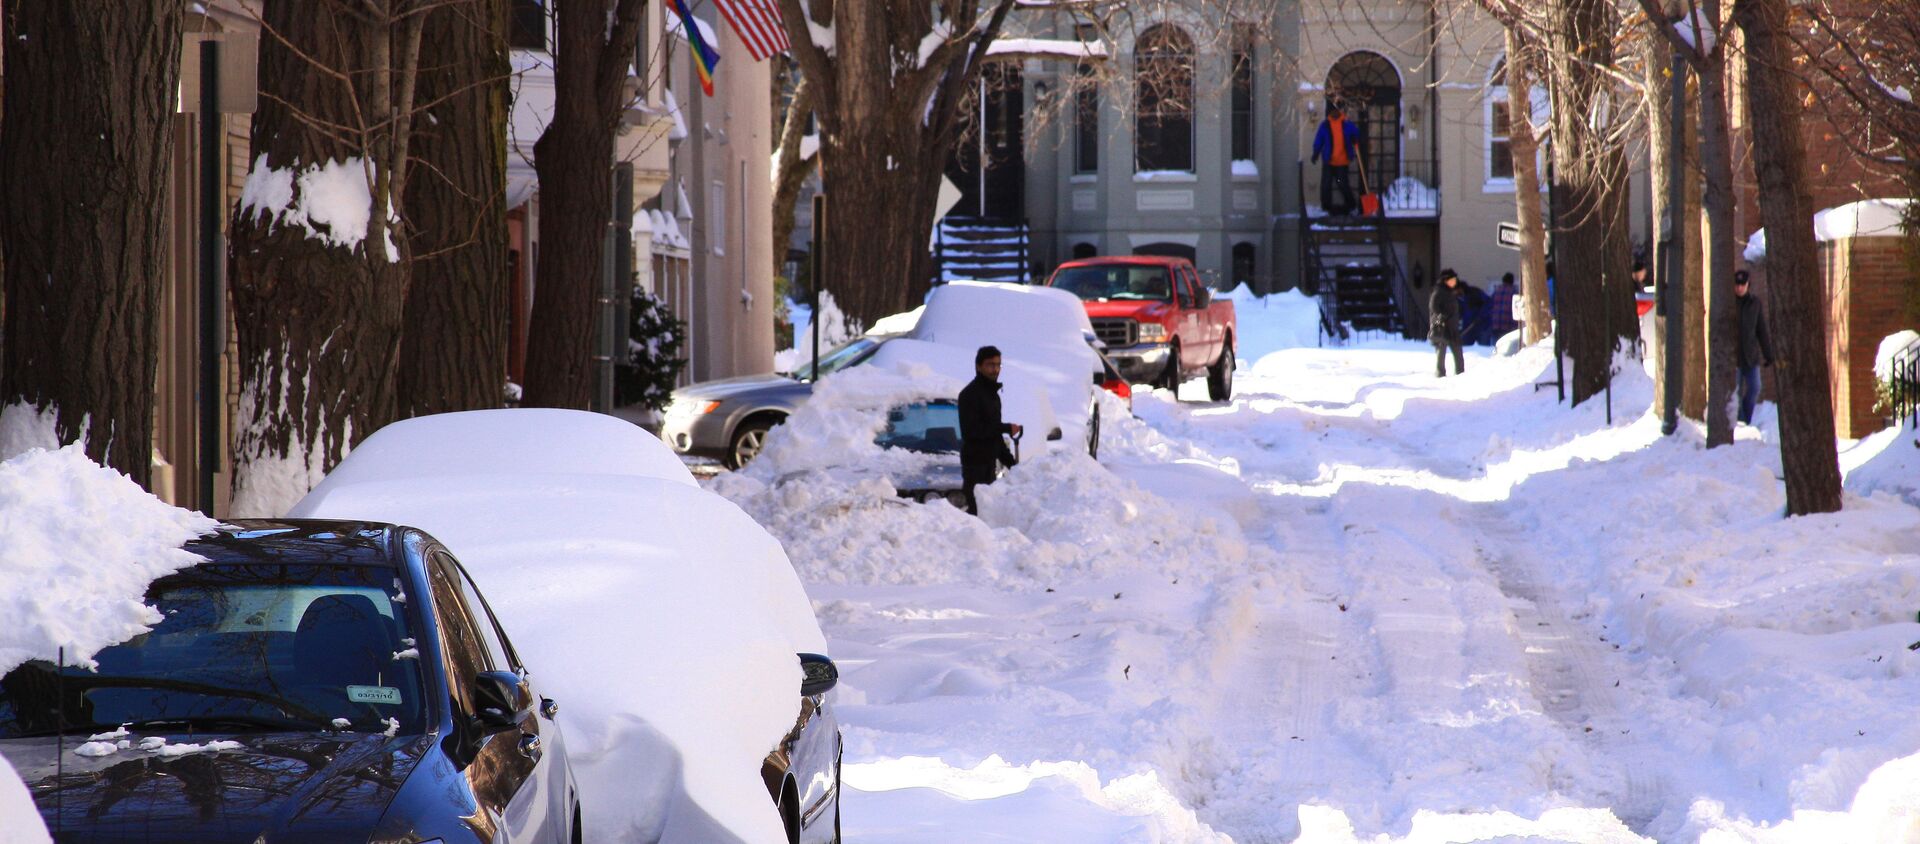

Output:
xmin=936 ymin=215 xmax=1031 ymax=283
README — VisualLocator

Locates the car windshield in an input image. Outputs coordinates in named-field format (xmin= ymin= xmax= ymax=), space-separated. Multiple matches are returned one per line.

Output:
xmin=1051 ymin=266 xmax=1173 ymax=302
xmin=0 ymin=564 xmax=427 ymax=738
xmin=787 ymin=337 xmax=880 ymax=382
xmin=874 ymin=401 xmax=963 ymax=453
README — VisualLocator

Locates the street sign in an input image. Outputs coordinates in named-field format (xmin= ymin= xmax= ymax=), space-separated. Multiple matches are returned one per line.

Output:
xmin=1497 ymin=221 xmax=1522 ymax=251
xmin=934 ymin=175 xmax=962 ymax=222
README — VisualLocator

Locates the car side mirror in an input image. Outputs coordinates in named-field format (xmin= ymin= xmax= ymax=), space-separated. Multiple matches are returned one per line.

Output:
xmin=1194 ymin=287 xmax=1211 ymax=307
xmin=472 ymin=670 xmax=528 ymax=733
xmin=1046 ymin=428 xmax=1064 ymax=441
xmin=799 ymin=653 xmax=838 ymax=697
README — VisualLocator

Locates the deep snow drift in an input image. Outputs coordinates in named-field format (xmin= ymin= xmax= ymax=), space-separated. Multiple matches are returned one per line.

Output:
xmin=0 ymin=446 xmax=218 ymax=842
xmin=711 ymin=290 xmax=1920 ymax=842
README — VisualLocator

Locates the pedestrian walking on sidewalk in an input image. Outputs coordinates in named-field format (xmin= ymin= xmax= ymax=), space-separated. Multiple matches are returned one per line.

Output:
xmin=1311 ymin=106 xmax=1362 ymax=216
xmin=1734 ymin=270 xmax=1776 ymax=424
xmin=958 ymin=345 xmax=1022 ymax=516
xmin=1490 ymin=272 xmax=1519 ymax=337
xmin=1430 ymin=269 xmax=1465 ymax=377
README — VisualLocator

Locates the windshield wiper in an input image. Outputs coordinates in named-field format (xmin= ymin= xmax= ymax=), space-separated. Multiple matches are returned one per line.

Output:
xmin=15 ymin=714 xmax=330 ymax=739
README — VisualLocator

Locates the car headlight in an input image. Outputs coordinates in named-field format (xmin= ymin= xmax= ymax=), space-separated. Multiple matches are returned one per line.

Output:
xmin=670 ymin=399 xmax=721 ymax=418
xmin=1137 ymin=323 xmax=1168 ymax=342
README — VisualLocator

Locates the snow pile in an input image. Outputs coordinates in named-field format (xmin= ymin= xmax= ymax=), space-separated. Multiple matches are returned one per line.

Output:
xmin=984 ymin=38 xmax=1108 ymax=61
xmin=0 ymin=446 xmax=217 ymax=842
xmin=1875 ymin=330 xmax=1920 ymax=384
xmin=1383 ymin=176 xmax=1438 ymax=213
xmin=0 ymin=446 xmax=217 ymax=672
xmin=1744 ymin=227 xmax=1768 ymax=262
xmin=1814 ymin=198 xmax=1913 ymax=242
xmin=776 ymin=290 xmax=860 ymax=373
xmin=292 ymin=410 xmax=817 ymax=842
xmin=238 ymin=154 xmax=400 ymax=262
xmin=0 ymin=403 xmax=63 ymax=461
xmin=1223 ymin=284 xmax=1321 ymax=363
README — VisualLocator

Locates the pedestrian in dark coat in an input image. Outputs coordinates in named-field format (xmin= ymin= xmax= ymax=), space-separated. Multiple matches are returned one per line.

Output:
xmin=1733 ymin=270 xmax=1776 ymax=424
xmin=958 ymin=345 xmax=1021 ymax=516
xmin=1430 ymin=269 xmax=1465 ymax=377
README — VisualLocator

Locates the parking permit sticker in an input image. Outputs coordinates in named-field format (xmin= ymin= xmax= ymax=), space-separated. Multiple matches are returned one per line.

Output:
xmin=347 ymin=685 xmax=403 ymax=705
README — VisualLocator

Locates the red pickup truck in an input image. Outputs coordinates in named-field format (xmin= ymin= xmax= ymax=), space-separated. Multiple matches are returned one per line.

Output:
xmin=1044 ymin=256 xmax=1237 ymax=401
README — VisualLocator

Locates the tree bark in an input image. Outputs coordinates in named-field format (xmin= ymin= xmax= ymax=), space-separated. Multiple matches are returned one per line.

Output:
xmin=776 ymin=0 xmax=1028 ymax=326
xmin=770 ymin=74 xmax=815 ymax=278
xmin=1682 ymin=80 xmax=1709 ymax=419
xmin=521 ymin=0 xmax=643 ymax=409
xmin=228 ymin=1 xmax=419 ymax=516
xmin=1645 ymin=22 xmax=1677 ymax=421
xmin=1736 ymin=0 xmax=1843 ymax=515
xmin=1547 ymin=0 xmax=1634 ymax=405
xmin=1506 ymin=27 xmax=1552 ymax=346
xmin=398 ymin=0 xmax=510 ymax=416
xmin=1695 ymin=9 xmax=1739 ymax=446
xmin=0 ymin=1 xmax=183 ymax=486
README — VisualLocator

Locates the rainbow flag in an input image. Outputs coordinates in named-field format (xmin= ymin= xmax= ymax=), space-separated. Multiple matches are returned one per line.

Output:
xmin=669 ymin=0 xmax=721 ymax=97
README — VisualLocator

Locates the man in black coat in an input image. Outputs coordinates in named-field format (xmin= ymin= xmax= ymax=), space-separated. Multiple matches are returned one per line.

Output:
xmin=958 ymin=345 xmax=1021 ymax=516
xmin=1734 ymin=270 xmax=1776 ymax=424
xmin=1430 ymin=269 xmax=1465 ymax=377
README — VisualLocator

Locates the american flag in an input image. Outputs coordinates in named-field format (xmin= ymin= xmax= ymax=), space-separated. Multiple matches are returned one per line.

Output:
xmin=712 ymin=0 xmax=790 ymax=62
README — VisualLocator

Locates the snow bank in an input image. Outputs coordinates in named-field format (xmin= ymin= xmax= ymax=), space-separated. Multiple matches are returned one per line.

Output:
xmin=1814 ymin=198 xmax=1913 ymax=242
xmin=292 ymin=411 xmax=818 ymax=843
xmin=1874 ymin=330 xmax=1919 ymax=384
xmin=1224 ymin=285 xmax=1321 ymax=364
xmin=0 ymin=446 xmax=217 ymax=672
xmin=0 ymin=446 xmax=217 ymax=841
xmin=775 ymin=290 xmax=862 ymax=374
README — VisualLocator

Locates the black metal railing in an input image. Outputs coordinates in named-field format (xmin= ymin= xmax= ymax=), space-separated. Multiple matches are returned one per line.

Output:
xmin=1888 ymin=336 xmax=1920 ymax=430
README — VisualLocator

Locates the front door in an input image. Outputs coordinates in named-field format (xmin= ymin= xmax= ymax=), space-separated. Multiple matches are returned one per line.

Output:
xmin=945 ymin=64 xmax=1026 ymax=222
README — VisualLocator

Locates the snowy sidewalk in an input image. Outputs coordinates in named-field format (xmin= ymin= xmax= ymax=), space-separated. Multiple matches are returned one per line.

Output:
xmin=713 ymin=325 xmax=1920 ymax=843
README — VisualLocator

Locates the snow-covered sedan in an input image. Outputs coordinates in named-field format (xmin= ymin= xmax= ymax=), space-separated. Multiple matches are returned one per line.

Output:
xmin=290 ymin=409 xmax=842 ymax=843
xmin=0 ymin=520 xmax=582 ymax=843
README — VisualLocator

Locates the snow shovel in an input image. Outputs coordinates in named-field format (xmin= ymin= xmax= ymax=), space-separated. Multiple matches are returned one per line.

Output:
xmin=1356 ymin=154 xmax=1383 ymax=217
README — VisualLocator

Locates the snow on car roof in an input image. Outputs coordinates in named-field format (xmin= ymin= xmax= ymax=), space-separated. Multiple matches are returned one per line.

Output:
xmin=910 ymin=281 xmax=1096 ymax=352
xmin=290 ymin=416 xmax=822 ymax=842
xmin=298 ymin=409 xmax=696 ymax=504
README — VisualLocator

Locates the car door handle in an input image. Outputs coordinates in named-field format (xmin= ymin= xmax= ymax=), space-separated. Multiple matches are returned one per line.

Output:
xmin=518 ymin=732 xmax=543 ymax=762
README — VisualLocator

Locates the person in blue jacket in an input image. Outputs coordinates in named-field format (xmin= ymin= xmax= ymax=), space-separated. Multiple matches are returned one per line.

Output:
xmin=1311 ymin=106 xmax=1363 ymax=216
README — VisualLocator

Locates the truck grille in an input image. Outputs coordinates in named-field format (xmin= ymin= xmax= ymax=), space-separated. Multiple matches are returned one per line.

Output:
xmin=1091 ymin=318 xmax=1137 ymax=347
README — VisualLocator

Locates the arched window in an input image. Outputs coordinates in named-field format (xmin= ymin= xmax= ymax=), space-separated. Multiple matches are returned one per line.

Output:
xmin=1326 ymin=51 xmax=1400 ymax=183
xmin=1231 ymin=242 xmax=1257 ymax=289
xmin=1134 ymin=25 xmax=1194 ymax=173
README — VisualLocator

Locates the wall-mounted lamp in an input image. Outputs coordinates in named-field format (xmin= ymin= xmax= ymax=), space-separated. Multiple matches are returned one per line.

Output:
xmin=1035 ymin=81 xmax=1049 ymax=98
xmin=1407 ymin=104 xmax=1423 ymax=126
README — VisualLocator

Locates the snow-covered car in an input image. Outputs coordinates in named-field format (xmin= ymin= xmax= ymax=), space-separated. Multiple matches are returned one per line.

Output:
xmin=0 ymin=520 xmax=582 ymax=843
xmin=893 ymin=281 xmax=1107 ymax=458
xmin=867 ymin=398 xmax=1048 ymax=506
xmin=288 ymin=409 xmax=842 ymax=843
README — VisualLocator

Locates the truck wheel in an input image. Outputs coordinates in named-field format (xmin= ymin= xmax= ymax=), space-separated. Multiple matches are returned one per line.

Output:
xmin=1158 ymin=343 xmax=1182 ymax=394
xmin=1207 ymin=343 xmax=1235 ymax=402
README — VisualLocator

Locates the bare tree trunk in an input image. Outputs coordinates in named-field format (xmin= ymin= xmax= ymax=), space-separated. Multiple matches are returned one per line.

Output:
xmin=1645 ymin=21 xmax=1677 ymax=419
xmin=1507 ymin=27 xmax=1552 ymax=346
xmin=1682 ymin=79 xmax=1709 ymax=418
xmin=398 ymin=0 xmax=510 ymax=416
xmin=1736 ymin=0 xmax=1842 ymax=515
xmin=521 ymin=0 xmax=643 ymax=409
xmin=228 ymin=1 xmax=420 ymax=516
xmin=1698 ymin=41 xmax=1739 ymax=446
xmin=1547 ymin=0 xmax=1633 ymax=405
xmin=776 ymin=0 xmax=1027 ymax=326
xmin=771 ymin=75 xmax=815 ymax=277
xmin=0 ymin=1 xmax=182 ymax=486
